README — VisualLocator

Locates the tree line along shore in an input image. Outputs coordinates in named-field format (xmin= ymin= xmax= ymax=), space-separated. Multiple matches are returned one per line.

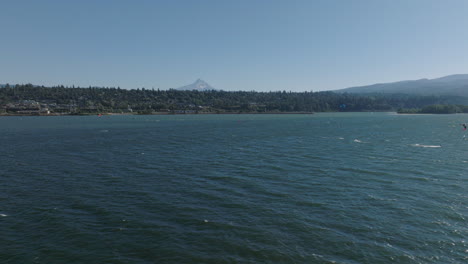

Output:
xmin=1 ymin=83 xmax=468 ymax=115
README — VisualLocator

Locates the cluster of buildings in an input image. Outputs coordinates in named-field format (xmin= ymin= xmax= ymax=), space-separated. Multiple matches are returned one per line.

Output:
xmin=1 ymin=100 xmax=95 ymax=115
xmin=2 ymin=100 xmax=229 ymax=115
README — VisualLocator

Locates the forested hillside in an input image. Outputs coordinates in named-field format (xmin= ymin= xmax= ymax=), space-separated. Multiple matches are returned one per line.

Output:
xmin=337 ymin=74 xmax=468 ymax=96
xmin=0 ymin=84 xmax=466 ymax=114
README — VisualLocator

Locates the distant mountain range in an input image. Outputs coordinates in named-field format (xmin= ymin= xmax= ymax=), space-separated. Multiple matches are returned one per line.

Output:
xmin=336 ymin=74 xmax=468 ymax=97
xmin=176 ymin=79 xmax=216 ymax=91
xmin=4 ymin=74 xmax=468 ymax=98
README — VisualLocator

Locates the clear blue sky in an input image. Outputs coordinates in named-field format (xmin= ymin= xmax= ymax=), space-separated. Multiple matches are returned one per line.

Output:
xmin=1 ymin=0 xmax=468 ymax=91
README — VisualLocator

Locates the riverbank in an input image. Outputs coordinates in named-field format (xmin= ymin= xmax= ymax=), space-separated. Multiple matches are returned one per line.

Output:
xmin=0 ymin=111 xmax=315 ymax=116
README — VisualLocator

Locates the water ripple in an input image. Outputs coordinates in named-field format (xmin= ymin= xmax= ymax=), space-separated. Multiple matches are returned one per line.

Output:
xmin=0 ymin=113 xmax=467 ymax=263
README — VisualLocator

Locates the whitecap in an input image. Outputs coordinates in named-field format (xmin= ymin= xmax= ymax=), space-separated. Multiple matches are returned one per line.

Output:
xmin=411 ymin=144 xmax=441 ymax=148
xmin=0 ymin=214 xmax=7 ymax=217
xmin=354 ymin=139 xmax=362 ymax=143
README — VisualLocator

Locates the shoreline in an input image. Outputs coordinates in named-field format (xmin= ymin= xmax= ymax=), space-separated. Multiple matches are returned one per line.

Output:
xmin=0 ymin=111 xmax=316 ymax=117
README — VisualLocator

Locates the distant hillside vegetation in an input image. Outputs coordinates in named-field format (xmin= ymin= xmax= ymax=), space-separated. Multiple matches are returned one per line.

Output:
xmin=1 ymin=83 xmax=467 ymax=115
xmin=336 ymin=74 xmax=468 ymax=97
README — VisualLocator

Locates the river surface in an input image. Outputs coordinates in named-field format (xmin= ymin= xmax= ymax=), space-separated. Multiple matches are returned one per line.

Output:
xmin=0 ymin=113 xmax=467 ymax=263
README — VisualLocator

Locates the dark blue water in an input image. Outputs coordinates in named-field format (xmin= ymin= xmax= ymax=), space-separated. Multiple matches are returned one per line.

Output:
xmin=1 ymin=113 xmax=467 ymax=263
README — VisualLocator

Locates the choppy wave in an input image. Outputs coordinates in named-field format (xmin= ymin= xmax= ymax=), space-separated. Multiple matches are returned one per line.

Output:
xmin=0 ymin=113 xmax=466 ymax=264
